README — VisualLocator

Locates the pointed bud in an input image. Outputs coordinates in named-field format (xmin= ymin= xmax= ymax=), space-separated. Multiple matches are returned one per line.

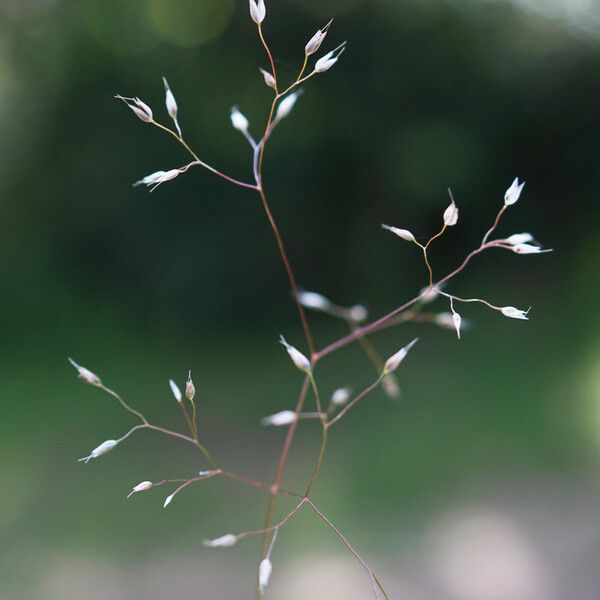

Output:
xmin=504 ymin=177 xmax=525 ymax=206
xmin=305 ymin=19 xmax=333 ymax=56
xmin=163 ymin=493 xmax=174 ymax=508
xmin=127 ymin=481 xmax=153 ymax=498
xmin=443 ymin=200 xmax=459 ymax=227
xmin=169 ymin=379 xmax=182 ymax=403
xmin=383 ymin=338 xmax=419 ymax=375
xmin=79 ymin=439 xmax=118 ymax=464
xmin=134 ymin=170 xmax=167 ymax=188
xmin=230 ymin=107 xmax=249 ymax=132
xmin=279 ymin=336 xmax=311 ymax=372
xmin=382 ymin=224 xmax=416 ymax=242
xmin=452 ymin=312 xmax=462 ymax=340
xmin=275 ymin=92 xmax=299 ymax=121
xmin=259 ymin=558 xmax=273 ymax=595
xmin=511 ymin=243 xmax=552 ymax=255
xmin=505 ymin=233 xmax=534 ymax=245
xmin=260 ymin=68 xmax=276 ymax=89
xmin=68 ymin=357 xmax=101 ymax=386
xmin=297 ymin=290 xmax=332 ymax=312
xmin=149 ymin=169 xmax=181 ymax=191
xmin=348 ymin=304 xmax=368 ymax=323
xmin=314 ymin=42 xmax=347 ymax=73
xmin=204 ymin=534 xmax=238 ymax=548
xmin=186 ymin=371 xmax=195 ymax=401
xmin=249 ymin=0 xmax=266 ymax=24
xmin=261 ymin=410 xmax=297 ymax=426
xmin=116 ymin=95 xmax=153 ymax=123
xmin=331 ymin=387 xmax=351 ymax=406
xmin=162 ymin=77 xmax=178 ymax=119
xmin=500 ymin=306 xmax=530 ymax=320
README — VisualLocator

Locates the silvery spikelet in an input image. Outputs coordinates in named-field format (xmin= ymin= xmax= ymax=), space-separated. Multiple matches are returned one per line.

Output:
xmin=383 ymin=338 xmax=419 ymax=374
xmin=500 ymin=306 xmax=530 ymax=320
xmin=275 ymin=92 xmax=299 ymax=120
xmin=297 ymin=290 xmax=332 ymax=312
xmin=314 ymin=42 xmax=347 ymax=73
xmin=279 ymin=335 xmax=311 ymax=372
xmin=68 ymin=357 xmax=101 ymax=386
xmin=258 ymin=558 xmax=273 ymax=595
xmin=382 ymin=224 xmax=416 ymax=242
xmin=127 ymin=481 xmax=152 ymax=498
xmin=261 ymin=410 xmax=297 ymax=427
xmin=505 ymin=232 xmax=534 ymax=245
xmin=331 ymin=387 xmax=351 ymax=406
xmin=169 ymin=379 xmax=183 ymax=403
xmin=305 ymin=19 xmax=333 ymax=56
xmin=504 ymin=177 xmax=525 ymax=206
xmin=443 ymin=199 xmax=459 ymax=226
xmin=204 ymin=534 xmax=238 ymax=548
xmin=260 ymin=68 xmax=276 ymax=89
xmin=230 ymin=107 xmax=249 ymax=132
xmin=452 ymin=312 xmax=462 ymax=339
xmin=249 ymin=0 xmax=266 ymax=24
xmin=186 ymin=371 xmax=196 ymax=401
xmin=79 ymin=439 xmax=118 ymax=463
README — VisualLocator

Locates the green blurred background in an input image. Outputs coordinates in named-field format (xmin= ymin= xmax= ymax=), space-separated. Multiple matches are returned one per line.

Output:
xmin=1 ymin=0 xmax=599 ymax=598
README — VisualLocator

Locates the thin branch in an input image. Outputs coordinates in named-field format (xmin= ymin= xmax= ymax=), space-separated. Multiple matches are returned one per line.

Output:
xmin=238 ymin=499 xmax=306 ymax=540
xmin=307 ymin=500 xmax=390 ymax=600
xmin=327 ymin=377 xmax=383 ymax=428
xmin=151 ymin=120 xmax=258 ymax=190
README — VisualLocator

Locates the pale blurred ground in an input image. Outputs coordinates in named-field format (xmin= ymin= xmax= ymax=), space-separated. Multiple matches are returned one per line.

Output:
xmin=13 ymin=472 xmax=600 ymax=600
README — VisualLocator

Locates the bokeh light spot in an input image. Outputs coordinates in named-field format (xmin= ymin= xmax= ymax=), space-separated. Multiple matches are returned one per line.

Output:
xmin=147 ymin=0 xmax=233 ymax=47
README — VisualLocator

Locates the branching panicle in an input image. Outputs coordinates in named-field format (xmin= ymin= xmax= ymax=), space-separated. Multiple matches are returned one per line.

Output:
xmin=74 ymin=4 xmax=550 ymax=598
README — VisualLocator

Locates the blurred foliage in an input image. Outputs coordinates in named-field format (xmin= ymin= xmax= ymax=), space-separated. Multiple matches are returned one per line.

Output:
xmin=0 ymin=0 xmax=599 ymax=597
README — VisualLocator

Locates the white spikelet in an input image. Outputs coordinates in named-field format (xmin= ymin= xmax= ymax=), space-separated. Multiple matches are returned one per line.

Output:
xmin=230 ymin=107 xmax=249 ymax=132
xmin=116 ymin=95 xmax=153 ymax=123
xmin=500 ymin=306 xmax=530 ymax=320
xmin=259 ymin=558 xmax=273 ymax=595
xmin=305 ymin=19 xmax=333 ymax=56
xmin=79 ymin=440 xmax=118 ymax=464
xmin=331 ymin=387 xmax=351 ymax=406
xmin=261 ymin=410 xmax=297 ymax=426
xmin=504 ymin=177 xmax=525 ymax=206
xmin=203 ymin=534 xmax=238 ymax=548
xmin=505 ymin=233 xmax=534 ymax=245
xmin=169 ymin=379 xmax=183 ymax=403
xmin=443 ymin=199 xmax=459 ymax=227
xmin=134 ymin=170 xmax=167 ymax=188
xmin=511 ymin=243 xmax=552 ymax=255
xmin=297 ymin=290 xmax=332 ymax=312
xmin=260 ymin=68 xmax=276 ymax=89
xmin=382 ymin=224 xmax=416 ymax=242
xmin=275 ymin=92 xmax=299 ymax=121
xmin=249 ymin=0 xmax=266 ymax=24
xmin=314 ymin=42 xmax=347 ymax=73
xmin=452 ymin=312 xmax=462 ymax=339
xmin=68 ymin=357 xmax=101 ymax=386
xmin=279 ymin=335 xmax=311 ymax=372
xmin=383 ymin=338 xmax=419 ymax=375
xmin=127 ymin=481 xmax=152 ymax=498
